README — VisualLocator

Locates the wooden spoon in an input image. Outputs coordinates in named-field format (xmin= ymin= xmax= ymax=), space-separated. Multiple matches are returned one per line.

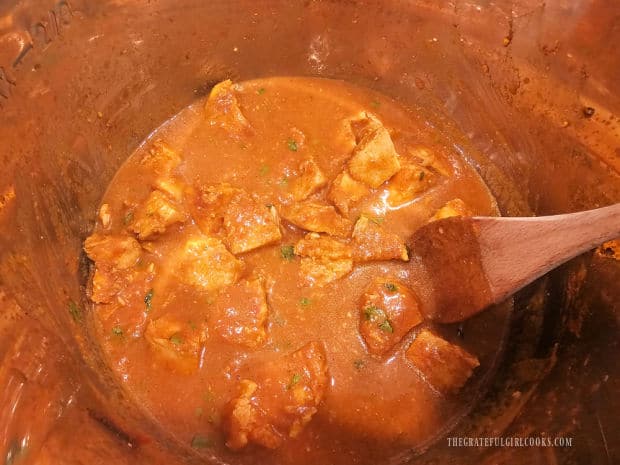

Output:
xmin=411 ymin=203 xmax=620 ymax=323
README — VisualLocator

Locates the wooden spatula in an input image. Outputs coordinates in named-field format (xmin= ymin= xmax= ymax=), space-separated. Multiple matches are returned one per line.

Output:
xmin=411 ymin=203 xmax=620 ymax=323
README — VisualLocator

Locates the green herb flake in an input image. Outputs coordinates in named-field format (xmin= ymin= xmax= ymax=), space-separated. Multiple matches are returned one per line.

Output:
xmin=190 ymin=434 xmax=213 ymax=449
xmin=144 ymin=289 xmax=154 ymax=311
xmin=418 ymin=171 xmax=426 ymax=181
xmin=287 ymin=139 xmax=298 ymax=152
xmin=287 ymin=373 xmax=302 ymax=389
xmin=195 ymin=407 xmax=204 ymax=418
xmin=169 ymin=333 xmax=183 ymax=346
xmin=299 ymin=297 xmax=311 ymax=307
xmin=353 ymin=359 xmax=366 ymax=370
xmin=369 ymin=216 xmax=385 ymax=225
xmin=384 ymin=282 xmax=398 ymax=292
xmin=257 ymin=87 xmax=266 ymax=95
xmin=259 ymin=164 xmax=270 ymax=176
xmin=122 ymin=210 xmax=134 ymax=225
xmin=363 ymin=305 xmax=384 ymax=321
xmin=112 ymin=326 xmax=123 ymax=336
xmin=280 ymin=245 xmax=295 ymax=261
xmin=68 ymin=301 xmax=82 ymax=322
xmin=371 ymin=100 xmax=381 ymax=109
xmin=379 ymin=320 xmax=394 ymax=333
xmin=278 ymin=176 xmax=289 ymax=187
xmin=189 ymin=321 xmax=197 ymax=330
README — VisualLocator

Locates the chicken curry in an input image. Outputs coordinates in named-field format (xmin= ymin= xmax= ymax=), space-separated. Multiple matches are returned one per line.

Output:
xmin=83 ymin=77 xmax=510 ymax=465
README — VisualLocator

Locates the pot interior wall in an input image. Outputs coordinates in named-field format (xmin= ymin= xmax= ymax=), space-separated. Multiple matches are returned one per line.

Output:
xmin=0 ymin=1 xmax=618 ymax=464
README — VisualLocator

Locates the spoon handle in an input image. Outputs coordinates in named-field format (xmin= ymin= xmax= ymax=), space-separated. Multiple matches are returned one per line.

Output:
xmin=475 ymin=202 xmax=620 ymax=305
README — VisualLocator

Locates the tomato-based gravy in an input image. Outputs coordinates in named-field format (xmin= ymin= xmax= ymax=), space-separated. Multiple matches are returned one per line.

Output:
xmin=83 ymin=77 xmax=510 ymax=465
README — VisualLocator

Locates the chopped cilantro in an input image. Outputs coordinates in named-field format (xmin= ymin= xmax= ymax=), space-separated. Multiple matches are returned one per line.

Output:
xmin=280 ymin=245 xmax=295 ymax=261
xmin=144 ymin=289 xmax=154 ymax=311
xmin=379 ymin=320 xmax=394 ymax=333
xmin=190 ymin=434 xmax=213 ymax=449
xmin=287 ymin=373 xmax=301 ymax=389
xmin=257 ymin=87 xmax=266 ymax=95
xmin=353 ymin=359 xmax=366 ymax=370
xmin=259 ymin=164 xmax=270 ymax=176
xmin=418 ymin=171 xmax=426 ymax=181
xmin=384 ymin=282 xmax=398 ymax=292
xmin=68 ymin=301 xmax=82 ymax=322
xmin=112 ymin=326 xmax=123 ymax=336
xmin=122 ymin=210 xmax=134 ymax=225
xmin=287 ymin=139 xmax=298 ymax=152
xmin=169 ymin=333 xmax=183 ymax=345
xmin=371 ymin=100 xmax=381 ymax=108
xmin=363 ymin=305 xmax=385 ymax=321
xmin=299 ymin=297 xmax=311 ymax=307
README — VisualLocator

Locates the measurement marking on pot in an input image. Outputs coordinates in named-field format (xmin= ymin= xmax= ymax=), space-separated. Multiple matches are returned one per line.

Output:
xmin=0 ymin=0 xmax=75 ymax=105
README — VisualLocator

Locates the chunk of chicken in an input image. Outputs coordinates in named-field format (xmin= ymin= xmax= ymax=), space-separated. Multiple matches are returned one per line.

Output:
xmin=190 ymin=183 xmax=281 ymax=253
xmin=89 ymin=268 xmax=127 ymax=304
xmin=84 ymin=233 xmax=144 ymax=303
xmin=191 ymin=183 xmax=244 ymax=235
xmin=145 ymin=313 xmax=208 ymax=373
xmin=352 ymin=215 xmax=408 ymax=262
xmin=130 ymin=190 xmax=187 ymax=240
xmin=205 ymin=80 xmax=253 ymax=140
xmin=84 ymin=233 xmax=154 ymax=336
xmin=172 ymin=236 xmax=244 ymax=292
xmin=140 ymin=140 xmax=182 ymax=176
xmin=93 ymin=269 xmax=155 ymax=337
xmin=223 ymin=193 xmax=282 ymax=254
xmin=224 ymin=342 xmax=328 ymax=450
xmin=430 ymin=198 xmax=471 ymax=221
xmin=294 ymin=233 xmax=353 ymax=286
xmin=280 ymin=201 xmax=352 ymax=237
xmin=212 ymin=278 xmax=269 ymax=348
xmin=387 ymin=161 xmax=436 ymax=207
xmin=327 ymin=171 xmax=370 ymax=215
xmin=153 ymin=176 xmax=188 ymax=202
xmin=84 ymin=233 xmax=142 ymax=269
xmin=349 ymin=111 xmax=383 ymax=143
xmin=347 ymin=123 xmax=401 ymax=188
xmin=408 ymin=146 xmax=451 ymax=177
xmin=406 ymin=329 xmax=479 ymax=394
xmin=359 ymin=278 xmax=423 ymax=355
xmin=289 ymin=158 xmax=328 ymax=201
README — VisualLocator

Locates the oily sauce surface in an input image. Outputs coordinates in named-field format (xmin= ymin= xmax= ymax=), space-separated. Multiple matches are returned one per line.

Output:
xmin=85 ymin=77 xmax=509 ymax=465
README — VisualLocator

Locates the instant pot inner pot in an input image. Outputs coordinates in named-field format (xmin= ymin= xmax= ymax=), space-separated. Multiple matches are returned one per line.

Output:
xmin=0 ymin=1 xmax=618 ymax=464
